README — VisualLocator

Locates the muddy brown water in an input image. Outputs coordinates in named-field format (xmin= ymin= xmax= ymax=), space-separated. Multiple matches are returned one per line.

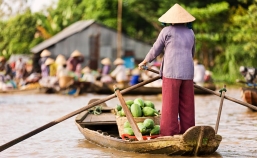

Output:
xmin=0 ymin=88 xmax=257 ymax=158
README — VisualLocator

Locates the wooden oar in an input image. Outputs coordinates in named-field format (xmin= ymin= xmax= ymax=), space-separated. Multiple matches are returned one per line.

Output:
xmin=0 ymin=76 xmax=161 ymax=152
xmin=114 ymin=85 xmax=143 ymax=141
xmin=143 ymin=66 xmax=257 ymax=111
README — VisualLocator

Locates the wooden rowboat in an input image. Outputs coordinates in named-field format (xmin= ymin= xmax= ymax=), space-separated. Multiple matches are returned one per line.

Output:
xmin=240 ymin=87 xmax=257 ymax=110
xmin=75 ymin=102 xmax=222 ymax=156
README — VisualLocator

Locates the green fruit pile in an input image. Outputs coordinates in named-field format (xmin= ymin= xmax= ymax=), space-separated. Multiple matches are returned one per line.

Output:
xmin=115 ymin=98 xmax=160 ymax=117
xmin=123 ymin=119 xmax=160 ymax=136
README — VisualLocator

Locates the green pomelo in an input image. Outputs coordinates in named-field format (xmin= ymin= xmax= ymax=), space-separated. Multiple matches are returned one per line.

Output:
xmin=130 ymin=103 xmax=142 ymax=117
xmin=142 ymin=107 xmax=156 ymax=116
xmin=124 ymin=128 xmax=134 ymax=136
xmin=144 ymin=101 xmax=155 ymax=109
xmin=124 ymin=121 xmax=131 ymax=128
xmin=125 ymin=100 xmax=134 ymax=106
xmin=116 ymin=105 xmax=122 ymax=111
xmin=134 ymin=98 xmax=144 ymax=108
xmin=150 ymin=125 xmax=160 ymax=135
xmin=143 ymin=118 xmax=155 ymax=129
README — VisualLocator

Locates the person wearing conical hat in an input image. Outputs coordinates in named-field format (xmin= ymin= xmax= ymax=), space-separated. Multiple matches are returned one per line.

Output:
xmin=138 ymin=4 xmax=196 ymax=136
xmin=39 ymin=49 xmax=51 ymax=78
xmin=38 ymin=58 xmax=59 ymax=90
xmin=101 ymin=57 xmax=111 ymax=76
xmin=55 ymin=55 xmax=67 ymax=77
xmin=44 ymin=58 xmax=57 ymax=77
xmin=111 ymin=58 xmax=128 ymax=83
xmin=67 ymin=50 xmax=84 ymax=77
xmin=81 ymin=66 xmax=95 ymax=83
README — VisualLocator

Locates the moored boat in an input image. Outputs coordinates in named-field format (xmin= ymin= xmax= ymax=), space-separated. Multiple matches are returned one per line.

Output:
xmin=91 ymin=81 xmax=216 ymax=95
xmin=240 ymin=87 xmax=257 ymax=110
xmin=75 ymin=101 xmax=222 ymax=156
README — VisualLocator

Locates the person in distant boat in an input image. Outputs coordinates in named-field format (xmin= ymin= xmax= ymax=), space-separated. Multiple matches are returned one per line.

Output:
xmin=15 ymin=57 xmax=26 ymax=81
xmin=66 ymin=50 xmax=84 ymax=78
xmin=39 ymin=50 xmax=51 ymax=78
xmin=129 ymin=68 xmax=141 ymax=85
xmin=138 ymin=3 xmax=196 ymax=136
xmin=193 ymin=59 xmax=206 ymax=85
xmin=39 ymin=58 xmax=59 ymax=90
xmin=111 ymin=58 xmax=128 ymax=83
xmin=99 ymin=57 xmax=113 ymax=83
xmin=81 ymin=66 xmax=95 ymax=83
xmin=0 ymin=56 xmax=13 ymax=79
xmin=239 ymin=66 xmax=257 ymax=86
xmin=101 ymin=58 xmax=112 ymax=76
xmin=55 ymin=54 xmax=67 ymax=78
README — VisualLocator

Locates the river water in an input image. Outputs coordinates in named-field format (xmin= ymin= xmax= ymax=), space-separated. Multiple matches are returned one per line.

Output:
xmin=0 ymin=88 xmax=257 ymax=158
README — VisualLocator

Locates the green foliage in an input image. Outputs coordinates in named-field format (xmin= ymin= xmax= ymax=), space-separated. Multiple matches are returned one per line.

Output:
xmin=213 ymin=0 xmax=257 ymax=83
xmin=0 ymin=11 xmax=40 ymax=58
xmin=0 ymin=0 xmax=256 ymax=84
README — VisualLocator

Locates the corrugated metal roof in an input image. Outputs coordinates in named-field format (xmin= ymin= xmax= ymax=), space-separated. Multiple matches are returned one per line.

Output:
xmin=31 ymin=19 xmax=95 ymax=53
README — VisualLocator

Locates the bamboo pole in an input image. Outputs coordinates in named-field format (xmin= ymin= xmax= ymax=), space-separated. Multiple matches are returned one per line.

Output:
xmin=114 ymin=85 xmax=143 ymax=141
xmin=117 ymin=0 xmax=122 ymax=58
xmin=143 ymin=66 xmax=257 ymax=111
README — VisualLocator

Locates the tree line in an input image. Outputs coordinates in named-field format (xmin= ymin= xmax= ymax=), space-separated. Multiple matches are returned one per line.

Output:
xmin=0 ymin=0 xmax=256 ymax=83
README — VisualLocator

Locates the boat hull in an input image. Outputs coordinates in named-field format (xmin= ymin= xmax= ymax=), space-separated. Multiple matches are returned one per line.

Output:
xmin=76 ymin=123 xmax=221 ymax=155
xmin=241 ymin=87 xmax=257 ymax=109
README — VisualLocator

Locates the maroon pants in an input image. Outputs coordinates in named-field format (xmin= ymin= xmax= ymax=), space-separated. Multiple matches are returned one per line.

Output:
xmin=160 ymin=77 xmax=195 ymax=136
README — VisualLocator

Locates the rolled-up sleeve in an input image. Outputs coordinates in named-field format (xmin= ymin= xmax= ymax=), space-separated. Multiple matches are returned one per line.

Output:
xmin=144 ymin=28 xmax=166 ymax=63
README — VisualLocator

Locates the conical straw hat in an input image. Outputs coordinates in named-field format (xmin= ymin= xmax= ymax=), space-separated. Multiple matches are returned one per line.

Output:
xmin=158 ymin=3 xmax=195 ymax=24
xmin=114 ymin=58 xmax=124 ymax=65
xmin=101 ymin=58 xmax=111 ymax=65
xmin=45 ymin=58 xmax=54 ymax=66
xmin=40 ymin=49 xmax=51 ymax=57
xmin=71 ymin=50 xmax=82 ymax=57
xmin=55 ymin=55 xmax=66 ymax=65
xmin=82 ymin=66 xmax=91 ymax=73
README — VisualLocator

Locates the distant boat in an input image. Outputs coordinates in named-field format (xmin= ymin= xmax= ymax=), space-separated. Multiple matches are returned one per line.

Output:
xmin=240 ymin=87 xmax=257 ymax=111
xmin=90 ymin=81 xmax=216 ymax=95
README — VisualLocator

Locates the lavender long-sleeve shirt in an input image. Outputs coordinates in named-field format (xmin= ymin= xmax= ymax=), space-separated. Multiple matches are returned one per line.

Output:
xmin=144 ymin=24 xmax=195 ymax=80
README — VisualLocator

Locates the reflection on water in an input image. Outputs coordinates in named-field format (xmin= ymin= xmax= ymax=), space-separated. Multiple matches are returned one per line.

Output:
xmin=0 ymin=88 xmax=257 ymax=158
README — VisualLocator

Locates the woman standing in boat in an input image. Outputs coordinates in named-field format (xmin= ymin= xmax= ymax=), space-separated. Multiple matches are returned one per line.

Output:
xmin=139 ymin=3 xmax=196 ymax=136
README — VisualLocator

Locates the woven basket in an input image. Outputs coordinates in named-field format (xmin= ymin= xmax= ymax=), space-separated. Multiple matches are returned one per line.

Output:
xmin=116 ymin=115 xmax=160 ymax=137
xmin=59 ymin=76 xmax=74 ymax=89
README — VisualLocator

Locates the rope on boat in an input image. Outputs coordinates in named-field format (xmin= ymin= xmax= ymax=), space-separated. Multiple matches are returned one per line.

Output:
xmin=88 ymin=106 xmax=102 ymax=115
xmin=219 ymin=87 xmax=227 ymax=97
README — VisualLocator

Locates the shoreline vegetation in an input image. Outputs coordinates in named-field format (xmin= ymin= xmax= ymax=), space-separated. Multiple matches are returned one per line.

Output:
xmin=1 ymin=0 xmax=257 ymax=84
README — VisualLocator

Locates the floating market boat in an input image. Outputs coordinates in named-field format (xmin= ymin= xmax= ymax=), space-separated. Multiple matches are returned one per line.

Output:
xmin=240 ymin=87 xmax=257 ymax=110
xmin=0 ymin=82 xmax=41 ymax=94
xmin=75 ymin=101 xmax=222 ymax=156
xmin=92 ymin=82 xmax=216 ymax=95
xmin=92 ymin=81 xmax=163 ymax=95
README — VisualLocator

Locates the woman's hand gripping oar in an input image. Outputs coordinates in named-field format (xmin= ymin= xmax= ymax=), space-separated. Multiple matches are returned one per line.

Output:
xmin=0 ymin=76 xmax=161 ymax=152
xmin=142 ymin=66 xmax=257 ymax=111
xmin=114 ymin=85 xmax=143 ymax=141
